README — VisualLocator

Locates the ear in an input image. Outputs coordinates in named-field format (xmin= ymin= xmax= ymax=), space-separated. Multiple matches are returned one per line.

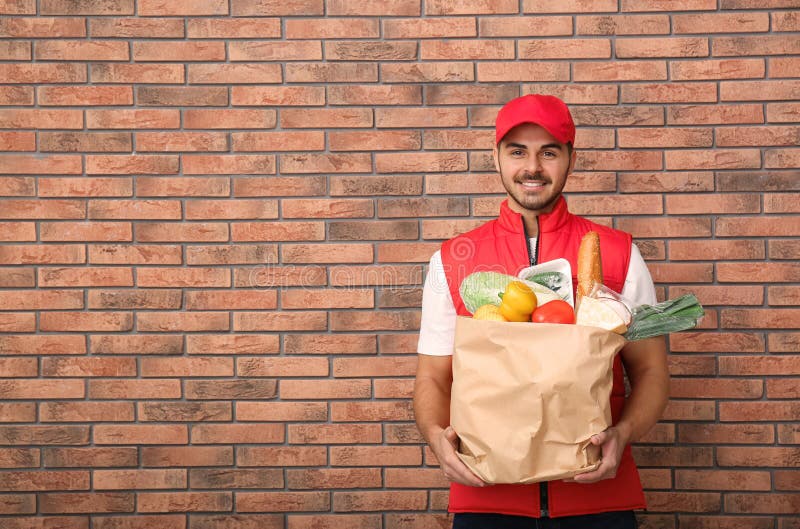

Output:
xmin=492 ymin=146 xmax=500 ymax=173
xmin=568 ymin=146 xmax=576 ymax=174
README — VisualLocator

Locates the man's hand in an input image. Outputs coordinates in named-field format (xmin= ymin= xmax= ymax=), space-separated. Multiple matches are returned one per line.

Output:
xmin=433 ymin=426 xmax=488 ymax=488
xmin=570 ymin=424 xmax=631 ymax=484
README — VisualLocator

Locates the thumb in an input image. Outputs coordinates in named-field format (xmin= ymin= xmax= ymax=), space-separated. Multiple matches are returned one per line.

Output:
xmin=444 ymin=426 xmax=458 ymax=442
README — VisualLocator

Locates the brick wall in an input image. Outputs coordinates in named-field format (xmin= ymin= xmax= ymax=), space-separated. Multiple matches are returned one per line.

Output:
xmin=0 ymin=0 xmax=798 ymax=527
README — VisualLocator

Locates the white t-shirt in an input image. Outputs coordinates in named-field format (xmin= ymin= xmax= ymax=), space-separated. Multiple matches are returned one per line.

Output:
xmin=417 ymin=240 xmax=657 ymax=356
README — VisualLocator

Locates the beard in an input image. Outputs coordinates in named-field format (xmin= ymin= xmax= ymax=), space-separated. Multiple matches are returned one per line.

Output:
xmin=499 ymin=163 xmax=568 ymax=214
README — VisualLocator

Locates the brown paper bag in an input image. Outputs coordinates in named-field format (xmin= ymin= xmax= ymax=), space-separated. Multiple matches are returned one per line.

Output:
xmin=451 ymin=316 xmax=627 ymax=484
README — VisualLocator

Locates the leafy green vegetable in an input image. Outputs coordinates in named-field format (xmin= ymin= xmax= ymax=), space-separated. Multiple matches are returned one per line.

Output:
xmin=624 ymin=294 xmax=704 ymax=341
xmin=459 ymin=272 xmax=516 ymax=315
xmin=524 ymin=271 xmax=565 ymax=292
xmin=459 ymin=271 xmax=562 ymax=315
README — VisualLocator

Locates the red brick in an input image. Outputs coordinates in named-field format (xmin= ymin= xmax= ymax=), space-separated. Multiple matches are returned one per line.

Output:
xmin=0 ymin=109 xmax=78 ymax=129
xmin=136 ymin=223 xmax=229 ymax=243
xmin=0 ymin=334 xmax=85 ymax=355
xmin=720 ymin=355 xmax=800 ymax=376
xmin=726 ymin=494 xmax=800 ymax=514
xmin=722 ymin=309 xmax=800 ymax=329
xmin=0 ymin=289 xmax=82 ymax=310
xmin=42 ymin=356 xmax=135 ymax=376
xmin=40 ymin=492 xmax=134 ymax=514
xmin=36 ymin=40 xmax=127 ymax=61
xmin=0 ymin=0 xmax=35 ymax=14
xmin=422 ymin=218 xmax=488 ymax=240
xmin=665 ymin=149 xmax=761 ymax=170
xmin=38 ymin=267 xmax=132 ymax=287
xmin=90 ymin=17 xmax=184 ymax=38
xmin=624 ymin=0 xmax=716 ymax=9
xmin=40 ymin=222 xmax=131 ymax=242
xmin=231 ymin=0 xmax=323 ymax=16
xmin=671 ymin=59 xmax=765 ymax=81
xmin=137 ymin=86 xmax=227 ymax=107
xmin=766 ymin=194 xmax=800 ymax=214
xmin=381 ymin=62 xmax=474 ymax=83
xmin=573 ymin=61 xmax=667 ymax=81
xmin=133 ymin=41 xmax=225 ymax=61
xmin=236 ymin=401 xmax=327 ymax=421
xmin=770 ymin=240 xmax=800 ymax=260
xmin=679 ymin=423 xmax=774 ymax=444
xmin=234 ymin=265 xmax=326 ymax=289
xmin=328 ymin=265 xmax=422 ymax=287
xmin=286 ymin=18 xmax=377 ymax=39
xmin=718 ymin=126 xmax=800 ymax=147
xmin=480 ymin=16 xmax=571 ymax=36
xmin=676 ymin=470 xmax=770 ymax=491
xmin=40 ymin=402 xmax=134 ymax=423
xmin=475 ymin=61 xmax=570 ymax=82
xmin=771 ymin=57 xmax=800 ymax=79
xmin=328 ymin=85 xmax=421 ymax=106
xmin=646 ymin=263 xmax=714 ymax=284
xmin=282 ymin=288 xmax=373 ymax=309
xmin=234 ymin=311 xmax=327 ymax=332
xmin=185 ymin=290 xmax=277 ymax=311
xmin=0 ymin=426 xmax=89 ymax=446
xmin=0 ymin=358 xmax=37 ymax=378
xmin=185 ymin=110 xmax=275 ymax=130
xmin=38 ymin=86 xmax=132 ymax=107
xmin=140 ymin=357 xmax=233 ymax=377
xmin=618 ymin=128 xmax=712 ymax=148
xmin=331 ymin=401 xmax=413 ymax=422
xmin=87 ymin=109 xmax=179 ymax=129
xmin=333 ymin=491 xmax=427 ymax=512
xmin=666 ymin=193 xmax=760 ymax=214
xmin=524 ymin=0 xmax=617 ymax=11
xmin=231 ymin=86 xmax=325 ymax=106
xmin=230 ymin=41 xmax=321 ymax=61
xmin=288 ymin=424 xmax=381 ymax=444
xmin=720 ymin=401 xmax=800 ymax=422
xmin=138 ymin=492 xmax=231 ymax=513
xmin=192 ymin=512 xmax=281 ymax=528
xmin=281 ymin=108 xmax=372 ymax=129
xmin=0 ymin=86 xmax=34 ymax=105
xmin=384 ymin=423 xmax=424 ymax=444
xmin=717 ymin=218 xmax=800 ymax=237
xmin=232 ymin=133 xmax=323 ymax=155
xmin=137 ymin=312 xmax=229 ymax=332
xmin=231 ymin=221 xmax=324 ymax=242
xmin=769 ymin=285 xmax=800 ymax=306
xmin=287 ymin=468 xmax=381 ymax=489
xmin=90 ymin=63 xmax=184 ymax=84
xmin=329 ymin=130 xmax=420 ymax=152
xmin=427 ymin=84 xmax=519 ymax=105
xmin=284 ymin=334 xmax=376 ymax=355
xmin=330 ymin=446 xmax=421 ymax=467
xmin=0 ymin=154 xmax=82 ymax=175
xmin=0 ymin=17 xmax=85 ymax=37
xmin=88 ymin=244 xmax=181 ymax=265
xmin=187 ymin=18 xmax=281 ymax=38
xmin=0 ymin=380 xmax=85 ymax=399
xmin=189 ymin=469 xmax=283 ymax=489
xmin=644 ymin=491 xmax=721 ymax=513
xmin=142 ymin=446 xmax=232 ymax=467
xmin=0 ymin=132 xmax=35 ymax=151
xmin=326 ymin=0 xmax=418 ymax=15
xmin=237 ymin=446 xmax=326 ymax=467
xmin=138 ymin=401 xmax=231 ymax=422
xmin=769 ymin=378 xmax=800 ymax=399
xmin=88 ymin=379 xmax=181 ymax=400
xmin=716 ymin=35 xmax=800 ymax=57
xmin=0 ymin=313 xmax=35 ymax=332
xmin=237 ymin=492 xmax=329 ymax=513
xmin=766 ymin=149 xmax=800 ymax=169
xmin=671 ymin=330 xmax=764 ymax=354
xmin=721 ymin=80 xmax=800 ymax=102
xmin=40 ymin=133 xmax=132 ymax=154
xmin=0 ymin=494 xmax=35 ymax=514
xmin=41 ymin=0 xmax=132 ymax=14
xmin=289 ymin=514 xmax=381 ymax=529
xmin=670 ymin=105 xmax=764 ymax=125
xmin=192 ymin=424 xmax=284 ymax=444
xmin=621 ymin=82 xmax=717 ymax=103
xmin=0 ymin=446 xmax=38 ymax=465
xmin=138 ymin=0 xmax=226 ymax=15
xmin=671 ymin=377 xmax=763 ymax=399
xmin=675 ymin=12 xmax=769 ymax=34
xmin=576 ymin=14 xmax=668 ymax=34
xmin=95 ymin=470 xmax=185 ymax=492
xmin=376 ymin=107 xmax=467 ymax=128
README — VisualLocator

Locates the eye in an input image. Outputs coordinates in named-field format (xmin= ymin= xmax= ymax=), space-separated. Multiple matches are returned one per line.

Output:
xmin=541 ymin=150 xmax=557 ymax=159
xmin=510 ymin=149 xmax=524 ymax=156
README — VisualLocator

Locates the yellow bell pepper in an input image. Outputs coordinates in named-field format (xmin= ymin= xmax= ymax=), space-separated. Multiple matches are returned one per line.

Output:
xmin=499 ymin=281 xmax=538 ymax=322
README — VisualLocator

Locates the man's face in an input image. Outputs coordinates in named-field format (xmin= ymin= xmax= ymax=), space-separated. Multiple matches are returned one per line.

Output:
xmin=493 ymin=123 xmax=575 ymax=215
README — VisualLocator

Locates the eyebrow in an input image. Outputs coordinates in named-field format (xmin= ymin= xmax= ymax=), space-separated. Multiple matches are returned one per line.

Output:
xmin=504 ymin=142 xmax=563 ymax=151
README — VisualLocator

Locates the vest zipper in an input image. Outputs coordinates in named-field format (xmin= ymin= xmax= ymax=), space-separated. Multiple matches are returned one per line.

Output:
xmin=521 ymin=218 xmax=537 ymax=266
xmin=540 ymin=481 xmax=549 ymax=517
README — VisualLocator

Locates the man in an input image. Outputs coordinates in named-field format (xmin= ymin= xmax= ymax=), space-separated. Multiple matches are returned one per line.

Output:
xmin=413 ymin=94 xmax=670 ymax=529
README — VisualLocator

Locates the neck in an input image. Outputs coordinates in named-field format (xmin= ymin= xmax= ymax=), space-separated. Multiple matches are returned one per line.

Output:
xmin=506 ymin=197 xmax=548 ymax=237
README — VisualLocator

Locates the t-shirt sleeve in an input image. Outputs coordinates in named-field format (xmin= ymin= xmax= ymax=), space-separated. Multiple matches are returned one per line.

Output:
xmin=620 ymin=243 xmax=658 ymax=308
xmin=416 ymin=250 xmax=457 ymax=356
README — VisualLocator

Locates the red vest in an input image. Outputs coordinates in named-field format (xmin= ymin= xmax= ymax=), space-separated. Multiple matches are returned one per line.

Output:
xmin=440 ymin=196 xmax=646 ymax=518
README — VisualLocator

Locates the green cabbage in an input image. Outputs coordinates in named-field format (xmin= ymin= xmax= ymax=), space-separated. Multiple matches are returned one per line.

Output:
xmin=459 ymin=271 xmax=562 ymax=315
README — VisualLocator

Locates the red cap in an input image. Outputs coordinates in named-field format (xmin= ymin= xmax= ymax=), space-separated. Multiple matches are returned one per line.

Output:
xmin=495 ymin=94 xmax=576 ymax=146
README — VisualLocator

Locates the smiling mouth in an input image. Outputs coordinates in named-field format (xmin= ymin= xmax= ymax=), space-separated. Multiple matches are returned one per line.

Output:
xmin=518 ymin=180 xmax=547 ymax=189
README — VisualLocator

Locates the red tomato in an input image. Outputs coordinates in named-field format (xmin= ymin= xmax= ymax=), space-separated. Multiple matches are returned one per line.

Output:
xmin=531 ymin=300 xmax=575 ymax=324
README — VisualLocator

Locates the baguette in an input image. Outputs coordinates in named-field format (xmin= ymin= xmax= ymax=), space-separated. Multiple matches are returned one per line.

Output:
xmin=577 ymin=231 xmax=602 ymax=298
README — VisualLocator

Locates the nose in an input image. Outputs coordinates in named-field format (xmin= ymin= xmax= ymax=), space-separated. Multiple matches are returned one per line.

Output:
xmin=524 ymin=154 xmax=541 ymax=174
